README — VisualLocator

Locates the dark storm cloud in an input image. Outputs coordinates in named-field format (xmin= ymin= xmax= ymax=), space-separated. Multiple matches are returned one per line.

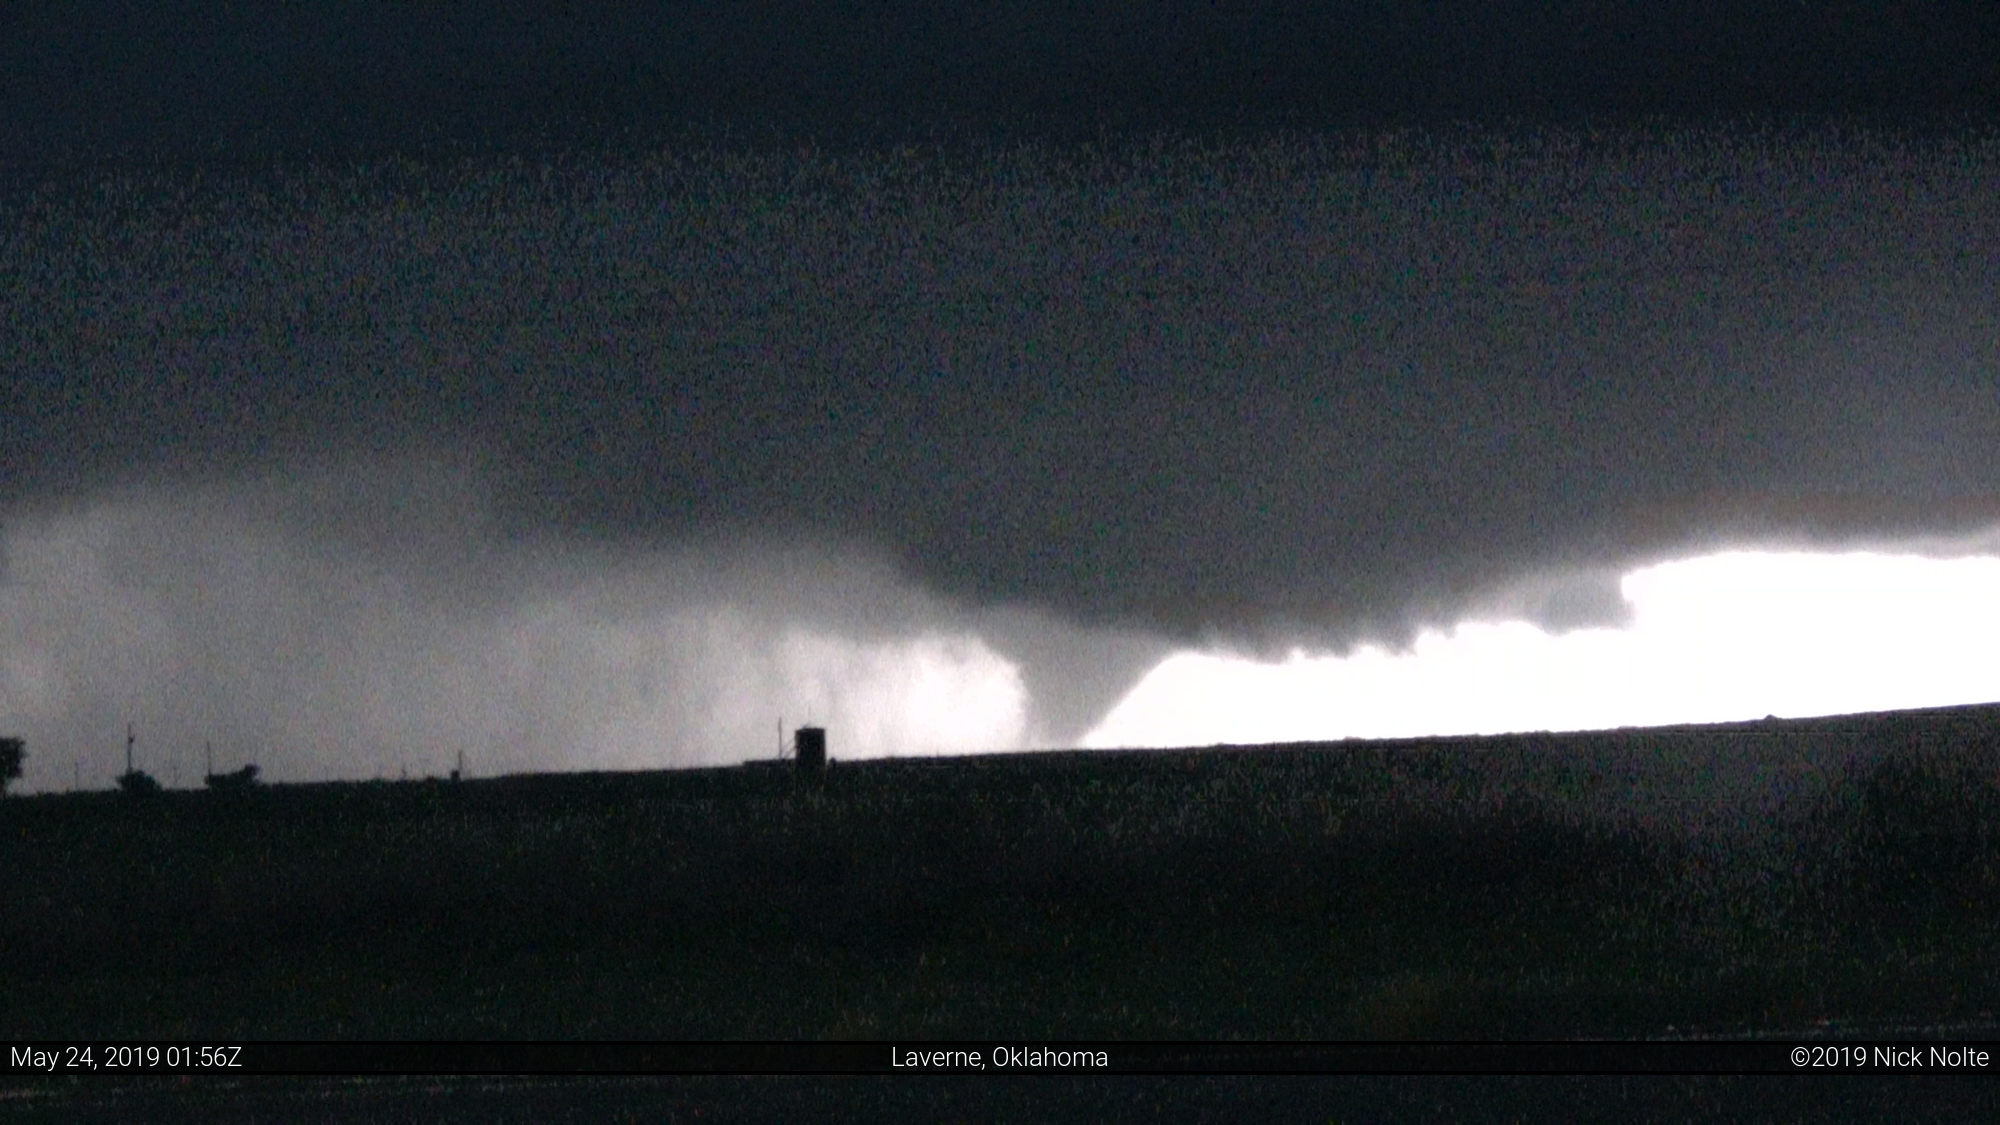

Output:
xmin=4 ymin=4 xmax=2000 ymax=783
xmin=7 ymin=127 xmax=1999 ymax=651
xmin=5 ymin=0 xmax=1998 ymax=168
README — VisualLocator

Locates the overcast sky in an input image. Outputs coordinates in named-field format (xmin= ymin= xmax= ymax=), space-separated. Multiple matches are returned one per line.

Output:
xmin=4 ymin=2 xmax=1999 ymax=787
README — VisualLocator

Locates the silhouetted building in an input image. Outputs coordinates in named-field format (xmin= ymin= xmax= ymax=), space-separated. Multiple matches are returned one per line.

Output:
xmin=0 ymin=736 xmax=22 ymax=796
xmin=795 ymin=726 xmax=826 ymax=775
xmin=205 ymin=764 xmax=260 ymax=790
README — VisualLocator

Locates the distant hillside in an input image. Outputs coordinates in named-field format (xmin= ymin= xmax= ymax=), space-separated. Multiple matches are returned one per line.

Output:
xmin=3 ymin=700 xmax=1997 ymax=1039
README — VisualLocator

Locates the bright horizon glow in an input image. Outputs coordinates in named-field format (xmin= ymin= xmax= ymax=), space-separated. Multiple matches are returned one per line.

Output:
xmin=1082 ymin=549 xmax=2000 ymax=748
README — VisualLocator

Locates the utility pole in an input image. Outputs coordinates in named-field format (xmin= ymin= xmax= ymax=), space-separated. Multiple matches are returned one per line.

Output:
xmin=125 ymin=723 xmax=135 ymax=776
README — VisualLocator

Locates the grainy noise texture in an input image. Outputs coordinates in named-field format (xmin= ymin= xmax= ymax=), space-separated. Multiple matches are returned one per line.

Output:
xmin=3 ymin=3 xmax=1998 ymax=785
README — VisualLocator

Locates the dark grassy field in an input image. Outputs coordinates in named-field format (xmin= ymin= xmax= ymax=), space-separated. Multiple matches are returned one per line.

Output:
xmin=5 ymin=704 xmax=2000 ymax=1040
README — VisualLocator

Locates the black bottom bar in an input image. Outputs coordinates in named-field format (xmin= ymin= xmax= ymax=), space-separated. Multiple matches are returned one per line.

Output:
xmin=5 ymin=1041 xmax=1999 ymax=1076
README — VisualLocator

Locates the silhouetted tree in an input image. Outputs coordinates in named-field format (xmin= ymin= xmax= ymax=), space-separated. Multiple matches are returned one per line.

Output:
xmin=0 ymin=737 xmax=22 ymax=795
xmin=117 ymin=769 xmax=160 ymax=796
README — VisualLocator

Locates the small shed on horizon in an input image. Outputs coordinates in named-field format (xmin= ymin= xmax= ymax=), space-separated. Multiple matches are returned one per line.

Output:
xmin=794 ymin=726 xmax=826 ymax=775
